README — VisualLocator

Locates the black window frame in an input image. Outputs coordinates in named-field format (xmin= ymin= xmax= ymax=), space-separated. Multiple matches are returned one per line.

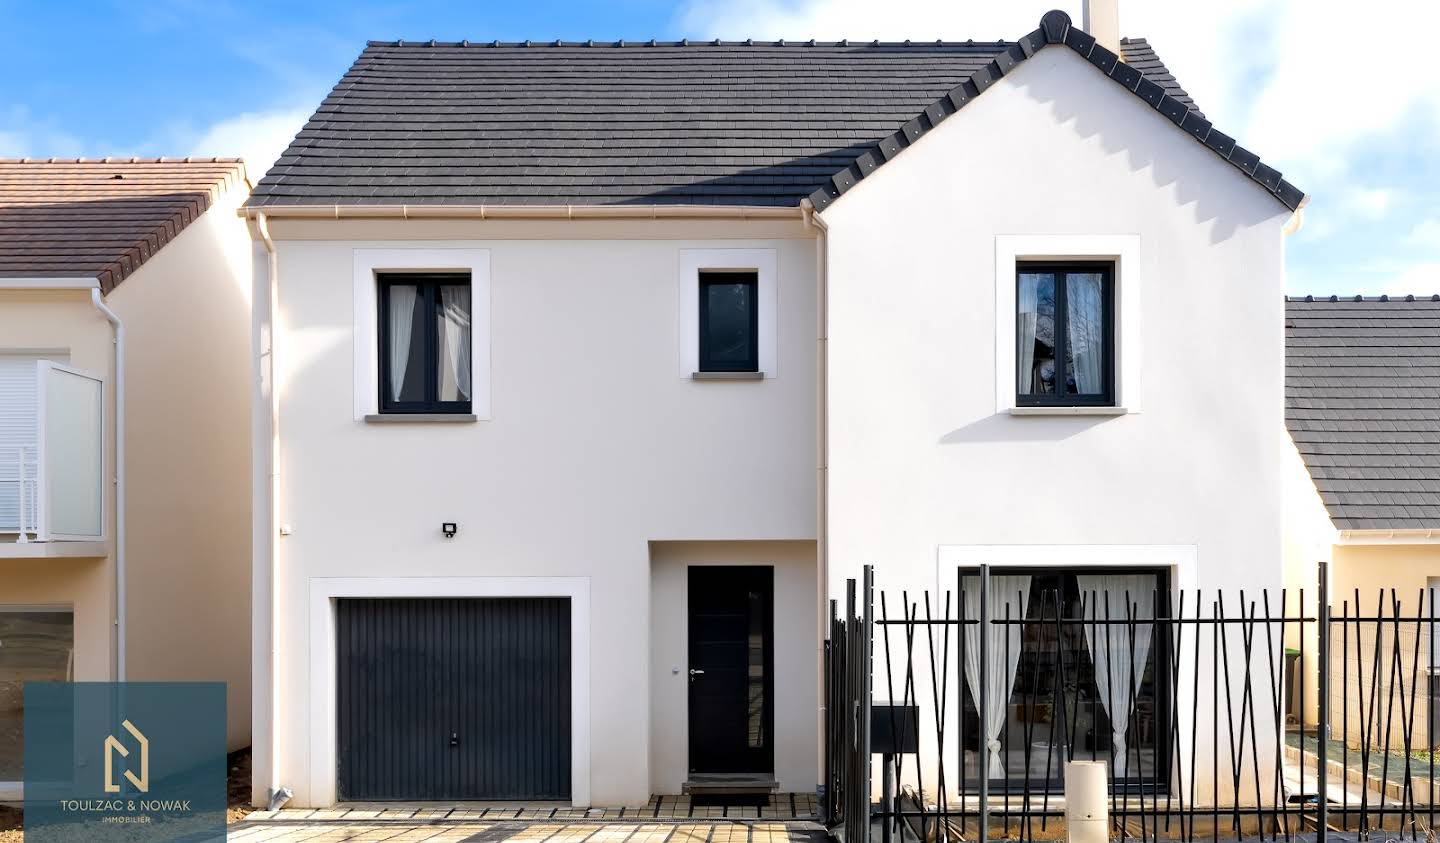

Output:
xmin=377 ymin=272 xmax=473 ymax=415
xmin=955 ymin=565 xmax=1172 ymax=793
xmin=697 ymin=270 xmax=760 ymax=373
xmin=1015 ymin=262 xmax=1116 ymax=407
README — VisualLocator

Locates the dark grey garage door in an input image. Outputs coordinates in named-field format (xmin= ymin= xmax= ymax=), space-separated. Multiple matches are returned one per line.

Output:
xmin=336 ymin=597 xmax=571 ymax=801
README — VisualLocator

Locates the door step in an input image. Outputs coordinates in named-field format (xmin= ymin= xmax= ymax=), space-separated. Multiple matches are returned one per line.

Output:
xmin=683 ymin=774 xmax=779 ymax=795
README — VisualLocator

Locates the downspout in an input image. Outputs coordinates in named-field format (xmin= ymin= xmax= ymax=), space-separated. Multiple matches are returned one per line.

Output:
xmin=254 ymin=211 xmax=291 ymax=810
xmin=801 ymin=198 xmax=829 ymax=784
xmin=90 ymin=288 xmax=125 ymax=682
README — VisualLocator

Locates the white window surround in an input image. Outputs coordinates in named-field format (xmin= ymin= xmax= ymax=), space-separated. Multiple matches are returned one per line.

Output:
xmin=994 ymin=235 xmax=1141 ymax=415
xmin=352 ymin=247 xmax=491 ymax=420
xmin=937 ymin=543 xmax=1198 ymax=595
xmin=677 ymin=248 xmax=779 ymax=378
xmin=307 ymin=575 xmax=591 ymax=807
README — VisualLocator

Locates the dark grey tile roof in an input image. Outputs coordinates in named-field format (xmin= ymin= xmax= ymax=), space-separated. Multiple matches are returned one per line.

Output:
xmin=249 ymin=24 xmax=1209 ymax=208
xmin=1286 ymin=296 xmax=1440 ymax=531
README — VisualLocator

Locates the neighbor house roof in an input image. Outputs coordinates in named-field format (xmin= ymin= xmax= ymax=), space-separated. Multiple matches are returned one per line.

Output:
xmin=0 ymin=158 xmax=248 ymax=293
xmin=1286 ymin=296 xmax=1440 ymax=532
xmin=248 ymin=10 xmax=1301 ymax=212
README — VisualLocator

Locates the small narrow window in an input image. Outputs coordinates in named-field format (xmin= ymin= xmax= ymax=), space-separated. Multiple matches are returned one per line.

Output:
xmin=1017 ymin=263 xmax=1114 ymax=406
xmin=378 ymin=273 xmax=472 ymax=413
xmin=698 ymin=271 xmax=759 ymax=373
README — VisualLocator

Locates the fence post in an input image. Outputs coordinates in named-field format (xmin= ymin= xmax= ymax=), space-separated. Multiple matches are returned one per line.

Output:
xmin=1317 ymin=560 xmax=1329 ymax=841
xmin=978 ymin=563 xmax=990 ymax=843
xmin=861 ymin=565 xmax=874 ymax=843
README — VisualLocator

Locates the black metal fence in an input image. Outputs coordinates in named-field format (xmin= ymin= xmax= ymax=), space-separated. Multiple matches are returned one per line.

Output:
xmin=824 ymin=563 xmax=1440 ymax=842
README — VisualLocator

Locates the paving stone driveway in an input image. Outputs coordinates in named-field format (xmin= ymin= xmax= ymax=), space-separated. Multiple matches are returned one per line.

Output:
xmin=231 ymin=798 xmax=826 ymax=843
xmin=229 ymin=817 xmax=827 ymax=843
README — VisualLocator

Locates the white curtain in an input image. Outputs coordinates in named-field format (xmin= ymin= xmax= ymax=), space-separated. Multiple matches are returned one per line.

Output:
xmin=963 ymin=574 xmax=1031 ymax=778
xmin=1017 ymin=275 xmax=1040 ymax=394
xmin=1066 ymin=274 xmax=1103 ymax=394
xmin=438 ymin=285 xmax=472 ymax=401
xmin=1076 ymin=574 xmax=1156 ymax=777
xmin=387 ymin=285 xmax=418 ymax=402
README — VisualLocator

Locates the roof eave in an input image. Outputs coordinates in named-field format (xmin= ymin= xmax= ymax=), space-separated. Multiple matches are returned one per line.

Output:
xmin=238 ymin=203 xmax=808 ymax=221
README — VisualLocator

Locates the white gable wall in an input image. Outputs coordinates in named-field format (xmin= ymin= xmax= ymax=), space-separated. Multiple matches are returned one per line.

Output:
xmin=822 ymin=45 xmax=1294 ymax=598
xmin=820 ymin=44 xmax=1295 ymax=806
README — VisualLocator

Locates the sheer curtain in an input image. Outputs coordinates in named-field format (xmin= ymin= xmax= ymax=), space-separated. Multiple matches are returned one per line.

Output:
xmin=1017 ymin=276 xmax=1041 ymax=394
xmin=1076 ymin=574 xmax=1155 ymax=777
xmin=438 ymin=285 xmax=472 ymax=401
xmin=387 ymin=285 xmax=418 ymax=403
xmin=1066 ymin=274 xmax=1103 ymax=394
xmin=963 ymin=574 xmax=1031 ymax=777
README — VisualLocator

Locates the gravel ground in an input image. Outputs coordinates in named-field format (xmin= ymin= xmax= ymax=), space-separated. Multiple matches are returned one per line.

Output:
xmin=0 ymin=746 xmax=252 ymax=841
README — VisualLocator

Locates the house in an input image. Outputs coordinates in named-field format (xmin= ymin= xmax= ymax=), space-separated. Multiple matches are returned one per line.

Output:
xmin=1283 ymin=295 xmax=1440 ymax=749
xmin=244 ymin=2 xmax=1304 ymax=809
xmin=0 ymin=158 xmax=254 ymax=800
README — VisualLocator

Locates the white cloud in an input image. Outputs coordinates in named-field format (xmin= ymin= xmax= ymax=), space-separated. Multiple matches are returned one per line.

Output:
xmin=186 ymin=105 xmax=312 ymax=182
xmin=676 ymin=0 xmax=1440 ymax=179
xmin=1408 ymin=219 xmax=1440 ymax=250
xmin=678 ymin=0 xmax=1078 ymax=42
xmin=1347 ymin=187 xmax=1394 ymax=220
xmin=0 ymin=106 xmax=86 ymax=158
xmin=1379 ymin=262 xmax=1440 ymax=297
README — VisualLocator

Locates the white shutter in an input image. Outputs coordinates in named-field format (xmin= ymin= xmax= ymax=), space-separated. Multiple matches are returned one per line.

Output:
xmin=0 ymin=356 xmax=42 ymax=532
xmin=37 ymin=361 xmax=104 ymax=541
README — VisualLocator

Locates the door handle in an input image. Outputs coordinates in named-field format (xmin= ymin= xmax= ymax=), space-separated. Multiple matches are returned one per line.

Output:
xmin=688 ymin=669 xmax=705 ymax=679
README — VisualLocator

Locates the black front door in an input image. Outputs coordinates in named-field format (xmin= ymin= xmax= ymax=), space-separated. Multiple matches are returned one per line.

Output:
xmin=688 ymin=566 xmax=774 ymax=775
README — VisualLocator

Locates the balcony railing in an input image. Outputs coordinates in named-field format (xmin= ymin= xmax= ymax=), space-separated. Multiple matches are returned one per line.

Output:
xmin=0 ymin=444 xmax=38 ymax=537
xmin=0 ymin=360 xmax=104 ymax=543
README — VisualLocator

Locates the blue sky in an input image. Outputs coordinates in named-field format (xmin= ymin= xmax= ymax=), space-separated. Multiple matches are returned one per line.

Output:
xmin=3 ymin=0 xmax=1436 ymax=296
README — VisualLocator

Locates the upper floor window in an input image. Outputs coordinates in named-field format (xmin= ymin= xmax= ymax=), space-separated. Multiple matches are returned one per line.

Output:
xmin=378 ymin=273 xmax=472 ymax=414
xmin=1017 ymin=263 xmax=1114 ymax=406
xmin=698 ymin=270 xmax=759 ymax=373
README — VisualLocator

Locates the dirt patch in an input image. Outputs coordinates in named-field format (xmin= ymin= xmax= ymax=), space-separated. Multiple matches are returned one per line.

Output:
xmin=0 ymin=746 xmax=252 ymax=840
xmin=227 ymin=746 xmax=253 ymax=823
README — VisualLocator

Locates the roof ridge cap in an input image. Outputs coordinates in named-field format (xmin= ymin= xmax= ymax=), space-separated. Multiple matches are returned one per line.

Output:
xmin=361 ymin=37 xmax=1016 ymax=48
xmin=0 ymin=156 xmax=244 ymax=164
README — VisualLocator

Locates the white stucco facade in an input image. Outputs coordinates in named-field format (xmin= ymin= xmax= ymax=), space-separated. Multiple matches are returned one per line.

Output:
xmin=251 ymin=220 xmax=819 ymax=807
xmin=822 ymin=47 xmax=1292 ymax=599
xmin=818 ymin=47 xmax=1294 ymax=804
xmin=250 ymin=43 xmax=1302 ymax=810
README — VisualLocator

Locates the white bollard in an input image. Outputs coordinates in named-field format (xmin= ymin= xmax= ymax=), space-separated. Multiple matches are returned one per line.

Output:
xmin=1064 ymin=760 xmax=1109 ymax=843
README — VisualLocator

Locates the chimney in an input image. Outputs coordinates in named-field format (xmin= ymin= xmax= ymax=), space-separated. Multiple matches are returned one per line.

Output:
xmin=1082 ymin=0 xmax=1121 ymax=56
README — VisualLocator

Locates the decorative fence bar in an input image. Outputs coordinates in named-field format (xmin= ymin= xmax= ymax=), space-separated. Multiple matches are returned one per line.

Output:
xmin=824 ymin=563 xmax=1440 ymax=843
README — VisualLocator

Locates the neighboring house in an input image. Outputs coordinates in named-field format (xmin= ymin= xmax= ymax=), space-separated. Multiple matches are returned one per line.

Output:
xmin=0 ymin=158 xmax=254 ymax=799
xmin=245 ymin=3 xmax=1303 ymax=809
xmin=1283 ymin=295 xmax=1440 ymax=747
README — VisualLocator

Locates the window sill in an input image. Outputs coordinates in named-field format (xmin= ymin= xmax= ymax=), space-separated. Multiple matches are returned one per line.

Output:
xmin=692 ymin=371 xmax=764 ymax=381
xmin=364 ymin=413 xmax=478 ymax=424
xmin=1008 ymin=406 xmax=1129 ymax=417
